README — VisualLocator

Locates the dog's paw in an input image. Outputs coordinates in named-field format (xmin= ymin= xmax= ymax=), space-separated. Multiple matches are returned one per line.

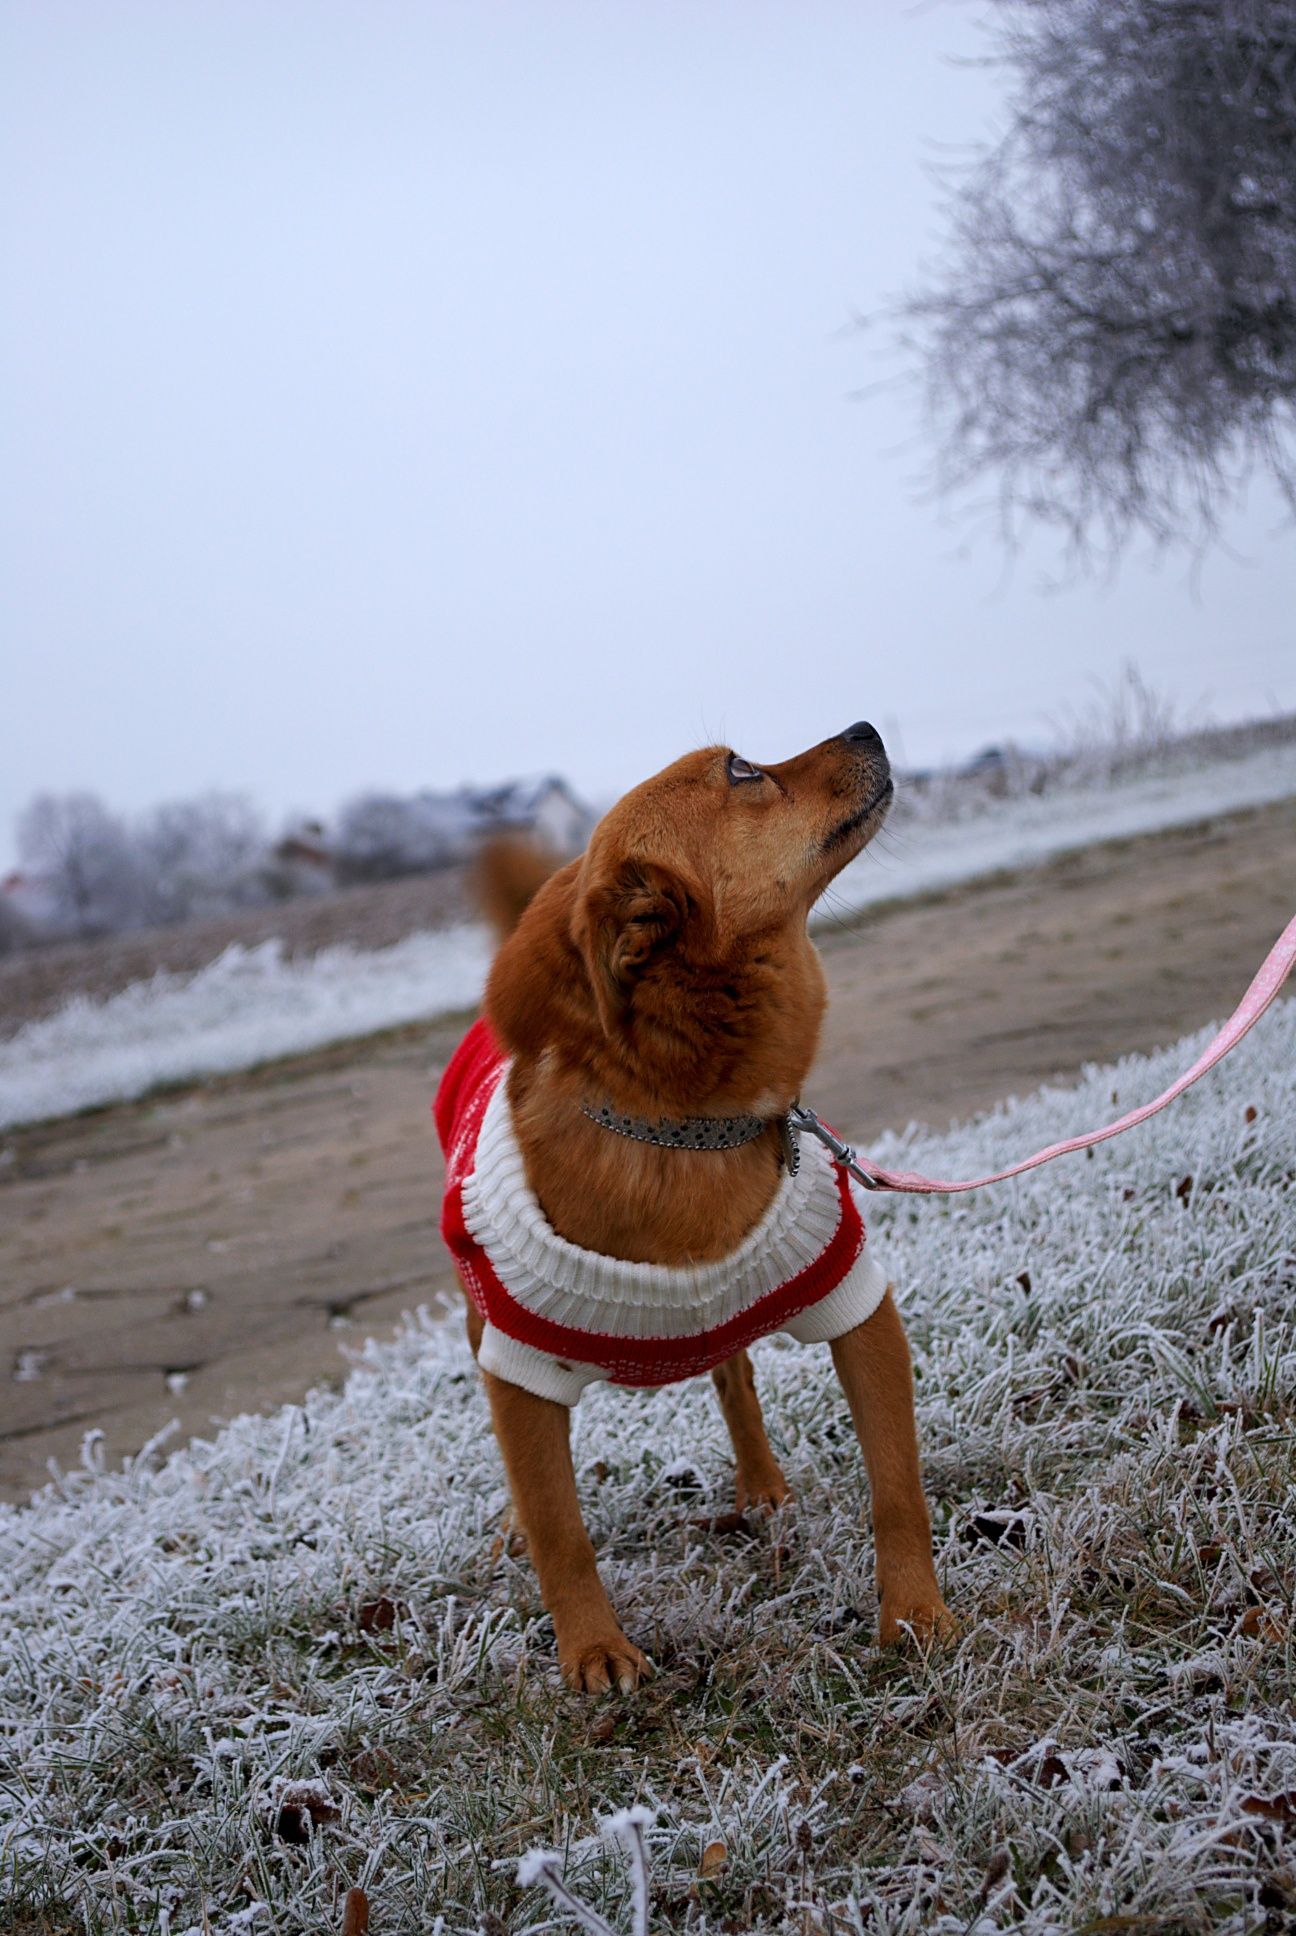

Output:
xmin=489 ymin=1510 xmax=527 ymax=1563
xmin=878 ymin=1591 xmax=959 ymax=1648
xmin=560 ymin=1631 xmax=653 ymax=1697
xmin=735 ymin=1465 xmax=792 ymax=1514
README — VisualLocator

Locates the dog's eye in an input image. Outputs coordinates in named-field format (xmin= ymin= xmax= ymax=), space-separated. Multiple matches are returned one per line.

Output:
xmin=726 ymin=752 xmax=763 ymax=784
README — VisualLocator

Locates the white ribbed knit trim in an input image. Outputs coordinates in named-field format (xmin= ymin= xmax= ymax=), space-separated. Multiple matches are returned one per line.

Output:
xmin=478 ymin=1326 xmax=608 ymax=1406
xmin=781 ymin=1249 xmax=889 ymax=1343
xmin=461 ymin=1066 xmax=850 ymax=1341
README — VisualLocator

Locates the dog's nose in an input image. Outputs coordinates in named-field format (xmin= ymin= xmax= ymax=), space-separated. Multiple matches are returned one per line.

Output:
xmin=842 ymin=720 xmax=881 ymax=746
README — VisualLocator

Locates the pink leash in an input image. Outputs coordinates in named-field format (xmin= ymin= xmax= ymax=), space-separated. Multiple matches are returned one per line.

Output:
xmin=789 ymin=914 xmax=1296 ymax=1196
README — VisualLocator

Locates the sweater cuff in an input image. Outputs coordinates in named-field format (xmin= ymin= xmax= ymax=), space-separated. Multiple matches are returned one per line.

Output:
xmin=478 ymin=1323 xmax=608 ymax=1406
xmin=781 ymin=1246 xmax=889 ymax=1344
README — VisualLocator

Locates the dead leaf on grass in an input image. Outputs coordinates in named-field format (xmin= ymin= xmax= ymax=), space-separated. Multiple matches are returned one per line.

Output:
xmin=1242 ymin=1792 xmax=1296 ymax=1824
xmin=963 ymin=1510 xmax=1031 ymax=1550
xmin=274 ymin=1782 xmax=341 ymax=1845
xmin=986 ymin=1746 xmax=1068 ymax=1788
xmin=341 ymin=1886 xmax=369 ymax=1936
xmin=357 ymin=1595 xmax=408 ymax=1635
xmin=980 ymin=1848 xmax=1011 ymax=1900
xmin=1239 ymin=1606 xmax=1287 ymax=1643
xmin=349 ymin=1747 xmax=399 ymax=1795
xmin=698 ymin=1840 xmax=728 ymax=1877
xmin=691 ymin=1511 xmax=753 ymax=1537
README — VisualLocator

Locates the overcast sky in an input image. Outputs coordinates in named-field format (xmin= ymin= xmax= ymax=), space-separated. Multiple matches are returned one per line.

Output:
xmin=3 ymin=1 xmax=1293 ymax=863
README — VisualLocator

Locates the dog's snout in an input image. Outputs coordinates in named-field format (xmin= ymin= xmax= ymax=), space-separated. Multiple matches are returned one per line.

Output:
xmin=842 ymin=720 xmax=881 ymax=748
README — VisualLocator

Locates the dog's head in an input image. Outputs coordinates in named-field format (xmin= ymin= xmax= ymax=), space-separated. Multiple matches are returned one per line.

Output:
xmin=571 ymin=722 xmax=892 ymax=1035
xmin=486 ymin=723 xmax=890 ymax=1110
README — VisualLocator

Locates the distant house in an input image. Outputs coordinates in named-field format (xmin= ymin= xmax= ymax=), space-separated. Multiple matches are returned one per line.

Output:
xmin=331 ymin=775 xmax=595 ymax=885
xmin=397 ymin=775 xmax=593 ymax=865
xmin=265 ymin=834 xmax=336 ymax=898
xmin=463 ymin=775 xmax=593 ymax=856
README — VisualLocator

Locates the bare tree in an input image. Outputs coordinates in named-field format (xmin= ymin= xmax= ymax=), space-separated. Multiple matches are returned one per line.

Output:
xmin=16 ymin=793 xmax=143 ymax=938
xmin=898 ymin=0 xmax=1296 ymax=563
xmin=334 ymin=792 xmax=460 ymax=882
xmin=137 ymin=793 xmax=267 ymax=926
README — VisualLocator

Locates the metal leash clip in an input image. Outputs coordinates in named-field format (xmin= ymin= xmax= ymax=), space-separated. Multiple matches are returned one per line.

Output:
xmin=783 ymin=1102 xmax=885 ymax=1191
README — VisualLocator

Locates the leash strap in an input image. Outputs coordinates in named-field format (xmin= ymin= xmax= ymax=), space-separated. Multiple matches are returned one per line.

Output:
xmin=791 ymin=913 xmax=1296 ymax=1197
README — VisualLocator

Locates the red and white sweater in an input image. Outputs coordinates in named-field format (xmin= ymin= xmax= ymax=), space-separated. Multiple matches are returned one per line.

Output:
xmin=435 ymin=1019 xmax=889 ymax=1406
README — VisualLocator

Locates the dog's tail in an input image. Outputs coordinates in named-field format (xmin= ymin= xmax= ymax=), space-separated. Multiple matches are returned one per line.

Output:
xmin=473 ymin=835 xmax=561 ymax=942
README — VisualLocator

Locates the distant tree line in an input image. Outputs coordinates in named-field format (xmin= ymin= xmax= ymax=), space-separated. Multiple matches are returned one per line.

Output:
xmin=4 ymin=792 xmax=282 ymax=951
xmin=1 ymin=776 xmax=591 ymax=953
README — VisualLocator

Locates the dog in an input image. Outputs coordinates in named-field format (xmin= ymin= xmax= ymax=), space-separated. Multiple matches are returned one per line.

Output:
xmin=435 ymin=723 xmax=952 ymax=1693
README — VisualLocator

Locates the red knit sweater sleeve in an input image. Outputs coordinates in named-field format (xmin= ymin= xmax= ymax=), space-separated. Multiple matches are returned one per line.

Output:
xmin=433 ymin=1017 xmax=505 ymax=1181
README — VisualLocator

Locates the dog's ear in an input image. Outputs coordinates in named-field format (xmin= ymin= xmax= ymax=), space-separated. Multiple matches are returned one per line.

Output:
xmin=574 ymin=858 xmax=691 ymax=1035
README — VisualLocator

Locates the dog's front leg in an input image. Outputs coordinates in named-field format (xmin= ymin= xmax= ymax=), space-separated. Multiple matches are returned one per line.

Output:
xmin=711 ymin=1350 xmax=791 ymax=1512
xmin=482 ymin=1369 xmax=651 ymax=1694
xmin=830 ymin=1290 xmax=955 ymax=1645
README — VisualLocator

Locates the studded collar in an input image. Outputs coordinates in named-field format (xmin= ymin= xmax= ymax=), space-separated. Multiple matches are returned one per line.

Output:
xmin=579 ymin=1098 xmax=771 ymax=1154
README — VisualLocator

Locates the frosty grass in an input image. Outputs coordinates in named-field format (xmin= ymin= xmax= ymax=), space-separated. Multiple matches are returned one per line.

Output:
xmin=2 ymin=1003 xmax=1295 ymax=1934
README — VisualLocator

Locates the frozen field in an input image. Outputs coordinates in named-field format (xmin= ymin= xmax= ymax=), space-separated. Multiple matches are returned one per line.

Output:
xmin=835 ymin=736 xmax=1296 ymax=911
xmin=2 ymin=737 xmax=1294 ymax=1132
xmin=3 ymin=1000 xmax=1295 ymax=1933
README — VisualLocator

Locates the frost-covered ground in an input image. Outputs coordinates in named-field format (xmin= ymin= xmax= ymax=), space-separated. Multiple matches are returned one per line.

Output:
xmin=833 ymin=736 xmax=1296 ymax=915
xmin=3 ymin=738 xmax=1294 ymax=1132
xmin=3 ymin=1002 xmax=1294 ymax=1934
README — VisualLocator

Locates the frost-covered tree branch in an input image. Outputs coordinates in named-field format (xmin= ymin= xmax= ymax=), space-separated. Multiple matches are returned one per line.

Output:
xmin=898 ymin=0 xmax=1296 ymax=565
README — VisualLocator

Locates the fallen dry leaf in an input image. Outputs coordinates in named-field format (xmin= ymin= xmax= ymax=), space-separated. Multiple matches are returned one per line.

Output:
xmin=698 ymin=1840 xmax=728 ymax=1877
xmin=1241 ymin=1792 xmax=1296 ymax=1824
xmin=986 ymin=1746 xmax=1068 ymax=1788
xmin=691 ymin=1511 xmax=753 ymax=1537
xmin=963 ymin=1510 xmax=1031 ymax=1550
xmin=274 ymin=1783 xmax=341 ymax=1845
xmin=357 ymin=1595 xmax=408 ymax=1635
xmin=1239 ymin=1606 xmax=1287 ymax=1643
xmin=980 ymin=1848 xmax=1011 ymax=1899
xmin=341 ymin=1886 xmax=369 ymax=1936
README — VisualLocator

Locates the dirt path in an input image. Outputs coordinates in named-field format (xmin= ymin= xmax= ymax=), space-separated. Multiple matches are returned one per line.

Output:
xmin=2 ymin=797 xmax=1292 ymax=1503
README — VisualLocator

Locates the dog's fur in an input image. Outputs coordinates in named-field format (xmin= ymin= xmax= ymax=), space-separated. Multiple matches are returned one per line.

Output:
xmin=458 ymin=728 xmax=952 ymax=1692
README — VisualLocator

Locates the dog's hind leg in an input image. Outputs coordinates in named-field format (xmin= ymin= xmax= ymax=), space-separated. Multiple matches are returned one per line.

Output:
xmin=830 ymin=1290 xmax=954 ymax=1645
xmin=462 ymin=1299 xmax=527 ymax=1558
xmin=482 ymin=1368 xmax=652 ymax=1695
xmin=711 ymin=1350 xmax=791 ymax=1513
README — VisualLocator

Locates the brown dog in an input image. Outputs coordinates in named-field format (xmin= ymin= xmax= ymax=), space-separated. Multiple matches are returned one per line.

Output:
xmin=437 ymin=724 xmax=952 ymax=1693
